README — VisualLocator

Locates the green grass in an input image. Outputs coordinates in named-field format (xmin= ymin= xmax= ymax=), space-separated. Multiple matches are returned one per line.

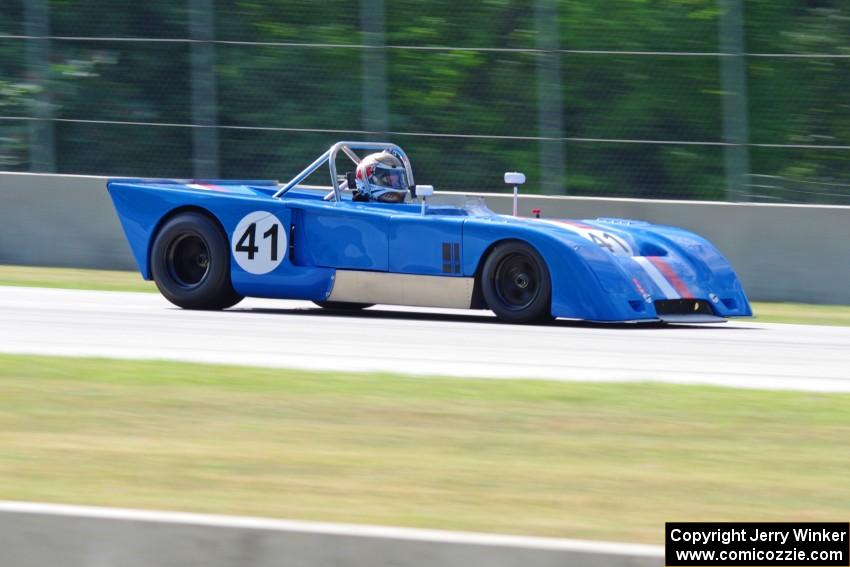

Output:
xmin=1 ymin=354 xmax=848 ymax=544
xmin=2 ymin=264 xmax=849 ymax=327
xmin=750 ymin=302 xmax=850 ymax=327
xmin=0 ymin=265 xmax=154 ymax=293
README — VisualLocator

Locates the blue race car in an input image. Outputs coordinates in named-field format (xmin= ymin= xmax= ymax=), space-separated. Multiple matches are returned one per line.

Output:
xmin=107 ymin=141 xmax=752 ymax=324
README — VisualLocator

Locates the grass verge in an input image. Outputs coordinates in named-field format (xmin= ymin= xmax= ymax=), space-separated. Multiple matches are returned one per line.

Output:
xmin=0 ymin=265 xmax=154 ymax=293
xmin=749 ymin=302 xmax=850 ymax=327
xmin=2 ymin=264 xmax=850 ymax=326
xmin=0 ymin=354 xmax=848 ymax=544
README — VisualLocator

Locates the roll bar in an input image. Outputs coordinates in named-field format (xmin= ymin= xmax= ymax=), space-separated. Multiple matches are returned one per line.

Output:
xmin=272 ymin=141 xmax=415 ymax=201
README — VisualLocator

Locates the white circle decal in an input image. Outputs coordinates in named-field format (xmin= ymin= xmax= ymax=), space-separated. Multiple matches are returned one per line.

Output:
xmin=232 ymin=211 xmax=286 ymax=274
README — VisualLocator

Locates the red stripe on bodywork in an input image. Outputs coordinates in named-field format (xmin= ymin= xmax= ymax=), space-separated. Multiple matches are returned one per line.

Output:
xmin=648 ymin=257 xmax=691 ymax=298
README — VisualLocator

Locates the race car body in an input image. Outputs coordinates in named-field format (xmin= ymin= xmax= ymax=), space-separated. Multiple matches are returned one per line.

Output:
xmin=107 ymin=141 xmax=752 ymax=324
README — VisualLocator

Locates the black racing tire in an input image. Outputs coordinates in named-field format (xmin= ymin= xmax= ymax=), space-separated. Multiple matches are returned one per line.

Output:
xmin=480 ymin=241 xmax=552 ymax=324
xmin=313 ymin=301 xmax=374 ymax=310
xmin=150 ymin=212 xmax=243 ymax=310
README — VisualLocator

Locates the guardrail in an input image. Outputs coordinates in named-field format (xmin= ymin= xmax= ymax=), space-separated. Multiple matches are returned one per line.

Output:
xmin=1 ymin=172 xmax=849 ymax=303
xmin=0 ymin=501 xmax=663 ymax=567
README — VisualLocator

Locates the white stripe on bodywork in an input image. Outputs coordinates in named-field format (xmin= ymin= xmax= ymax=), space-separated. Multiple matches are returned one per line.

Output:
xmin=632 ymin=257 xmax=680 ymax=299
xmin=533 ymin=219 xmax=635 ymax=257
xmin=528 ymin=217 xmax=680 ymax=300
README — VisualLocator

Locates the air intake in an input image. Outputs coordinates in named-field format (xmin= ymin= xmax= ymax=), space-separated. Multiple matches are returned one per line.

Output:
xmin=654 ymin=299 xmax=714 ymax=316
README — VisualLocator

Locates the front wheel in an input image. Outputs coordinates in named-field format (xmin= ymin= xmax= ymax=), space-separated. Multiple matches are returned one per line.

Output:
xmin=150 ymin=212 xmax=243 ymax=310
xmin=481 ymin=241 xmax=552 ymax=324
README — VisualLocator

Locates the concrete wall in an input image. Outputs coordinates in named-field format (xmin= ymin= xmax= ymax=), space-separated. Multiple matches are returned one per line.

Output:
xmin=0 ymin=172 xmax=136 ymax=270
xmin=2 ymin=172 xmax=849 ymax=303
xmin=0 ymin=501 xmax=663 ymax=567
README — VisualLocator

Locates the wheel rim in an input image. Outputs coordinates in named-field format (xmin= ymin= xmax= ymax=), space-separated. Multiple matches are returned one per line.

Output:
xmin=166 ymin=233 xmax=210 ymax=288
xmin=493 ymin=252 xmax=540 ymax=310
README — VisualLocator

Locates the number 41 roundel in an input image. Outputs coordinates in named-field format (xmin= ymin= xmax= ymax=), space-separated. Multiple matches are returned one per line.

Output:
xmin=232 ymin=211 xmax=286 ymax=274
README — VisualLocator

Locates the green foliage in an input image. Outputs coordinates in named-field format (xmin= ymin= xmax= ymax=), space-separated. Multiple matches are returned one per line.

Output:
xmin=0 ymin=80 xmax=30 ymax=168
xmin=0 ymin=0 xmax=847 ymax=200
xmin=745 ymin=0 xmax=850 ymax=202
xmin=0 ymin=4 xmax=28 ymax=169
xmin=559 ymin=0 xmax=721 ymax=51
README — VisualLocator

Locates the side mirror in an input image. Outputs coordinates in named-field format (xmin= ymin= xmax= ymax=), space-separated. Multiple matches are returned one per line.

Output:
xmin=414 ymin=184 xmax=434 ymax=198
xmin=504 ymin=172 xmax=526 ymax=185
xmin=504 ymin=172 xmax=526 ymax=217
xmin=414 ymin=185 xmax=434 ymax=216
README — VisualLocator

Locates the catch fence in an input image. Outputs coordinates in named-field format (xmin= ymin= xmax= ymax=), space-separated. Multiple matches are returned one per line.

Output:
xmin=0 ymin=0 xmax=848 ymax=203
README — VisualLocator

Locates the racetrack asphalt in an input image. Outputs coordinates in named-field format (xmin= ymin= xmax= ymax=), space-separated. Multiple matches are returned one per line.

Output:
xmin=1 ymin=286 xmax=848 ymax=392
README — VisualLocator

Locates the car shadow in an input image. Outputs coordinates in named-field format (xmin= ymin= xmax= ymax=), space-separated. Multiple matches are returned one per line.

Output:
xmin=229 ymin=305 xmax=760 ymax=331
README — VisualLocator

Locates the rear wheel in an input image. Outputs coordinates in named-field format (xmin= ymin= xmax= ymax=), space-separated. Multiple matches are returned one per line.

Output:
xmin=481 ymin=241 xmax=552 ymax=324
xmin=151 ymin=212 xmax=243 ymax=310
xmin=313 ymin=301 xmax=374 ymax=310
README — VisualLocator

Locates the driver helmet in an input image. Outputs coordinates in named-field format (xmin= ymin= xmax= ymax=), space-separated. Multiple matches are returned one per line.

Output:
xmin=355 ymin=151 xmax=409 ymax=203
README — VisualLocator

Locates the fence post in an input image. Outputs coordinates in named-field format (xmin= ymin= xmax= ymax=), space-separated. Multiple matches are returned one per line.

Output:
xmin=360 ymin=0 xmax=389 ymax=138
xmin=718 ymin=0 xmax=751 ymax=201
xmin=534 ymin=0 xmax=566 ymax=195
xmin=24 ymin=0 xmax=55 ymax=172
xmin=189 ymin=0 xmax=219 ymax=178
